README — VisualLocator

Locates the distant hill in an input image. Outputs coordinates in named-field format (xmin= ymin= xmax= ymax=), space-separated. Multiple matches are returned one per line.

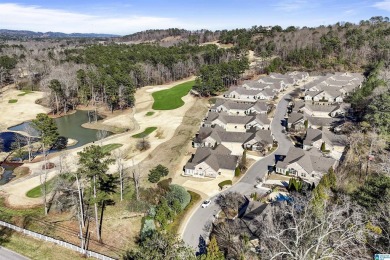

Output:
xmin=119 ymin=28 xmax=220 ymax=46
xmin=0 ymin=29 xmax=119 ymax=39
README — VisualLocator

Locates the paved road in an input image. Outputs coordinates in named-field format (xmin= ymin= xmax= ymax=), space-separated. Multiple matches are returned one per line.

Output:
xmin=0 ymin=247 xmax=29 ymax=260
xmin=182 ymin=93 xmax=293 ymax=250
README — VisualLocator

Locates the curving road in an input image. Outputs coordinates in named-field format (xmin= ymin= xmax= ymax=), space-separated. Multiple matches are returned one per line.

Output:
xmin=182 ymin=93 xmax=293 ymax=250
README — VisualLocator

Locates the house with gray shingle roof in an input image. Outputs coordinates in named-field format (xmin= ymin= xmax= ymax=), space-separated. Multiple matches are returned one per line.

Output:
xmin=203 ymin=111 xmax=255 ymax=132
xmin=224 ymin=86 xmax=265 ymax=100
xmin=246 ymin=114 xmax=271 ymax=130
xmin=246 ymin=100 xmax=269 ymax=115
xmin=243 ymin=129 xmax=274 ymax=152
xmin=287 ymin=112 xmax=305 ymax=130
xmin=306 ymin=116 xmax=344 ymax=129
xmin=184 ymin=145 xmax=238 ymax=178
xmin=193 ymin=127 xmax=253 ymax=155
xmin=303 ymin=128 xmax=347 ymax=159
xmin=301 ymin=104 xmax=339 ymax=117
xmin=210 ymin=99 xmax=253 ymax=115
xmin=275 ymin=147 xmax=337 ymax=184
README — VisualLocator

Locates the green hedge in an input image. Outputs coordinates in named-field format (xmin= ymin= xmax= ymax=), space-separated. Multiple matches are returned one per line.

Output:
xmin=140 ymin=216 xmax=156 ymax=241
xmin=218 ymin=180 xmax=232 ymax=189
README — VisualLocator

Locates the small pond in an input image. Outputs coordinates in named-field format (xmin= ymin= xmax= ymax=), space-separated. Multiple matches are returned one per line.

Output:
xmin=0 ymin=164 xmax=18 ymax=185
xmin=2 ymin=110 xmax=111 ymax=152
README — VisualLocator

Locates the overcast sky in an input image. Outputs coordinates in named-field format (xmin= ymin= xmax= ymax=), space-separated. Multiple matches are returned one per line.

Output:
xmin=0 ymin=0 xmax=389 ymax=35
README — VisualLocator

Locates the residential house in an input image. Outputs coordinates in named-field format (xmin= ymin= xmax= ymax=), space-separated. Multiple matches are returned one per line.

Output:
xmin=291 ymin=100 xmax=305 ymax=113
xmin=224 ymin=87 xmax=264 ymax=100
xmin=287 ymin=112 xmax=305 ymax=130
xmin=301 ymin=104 xmax=339 ymax=117
xmin=203 ymin=111 xmax=254 ymax=132
xmin=243 ymin=129 xmax=274 ymax=152
xmin=306 ymin=116 xmax=344 ymax=129
xmin=210 ymin=99 xmax=253 ymax=115
xmin=184 ymin=145 xmax=238 ymax=178
xmin=193 ymin=127 xmax=252 ymax=155
xmin=303 ymin=128 xmax=347 ymax=159
xmin=246 ymin=114 xmax=271 ymax=130
xmin=245 ymin=100 xmax=269 ymax=115
xmin=275 ymin=147 xmax=337 ymax=184
xmin=258 ymin=77 xmax=287 ymax=90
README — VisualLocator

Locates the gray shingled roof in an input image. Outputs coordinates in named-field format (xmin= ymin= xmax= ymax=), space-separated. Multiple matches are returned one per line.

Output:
xmin=303 ymin=128 xmax=322 ymax=145
xmin=252 ymin=100 xmax=269 ymax=112
xmin=307 ymin=116 xmax=343 ymax=127
xmin=304 ymin=104 xmax=338 ymax=113
xmin=255 ymin=114 xmax=271 ymax=125
xmin=185 ymin=145 xmax=238 ymax=171
xmin=289 ymin=112 xmax=304 ymax=124
xmin=276 ymin=147 xmax=336 ymax=174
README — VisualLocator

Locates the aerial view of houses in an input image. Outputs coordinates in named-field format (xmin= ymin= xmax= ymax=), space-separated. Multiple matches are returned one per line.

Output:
xmin=0 ymin=1 xmax=389 ymax=259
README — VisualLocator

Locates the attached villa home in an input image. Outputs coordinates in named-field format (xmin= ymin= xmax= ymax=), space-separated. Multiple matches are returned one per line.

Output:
xmin=303 ymin=128 xmax=347 ymax=159
xmin=275 ymin=147 xmax=337 ymax=184
xmin=184 ymin=145 xmax=238 ymax=178
xmin=210 ymin=99 xmax=254 ymax=115
xmin=288 ymin=71 xmax=309 ymax=82
xmin=306 ymin=88 xmax=344 ymax=103
xmin=193 ymin=127 xmax=253 ymax=155
xmin=291 ymin=100 xmax=305 ymax=113
xmin=287 ymin=112 xmax=305 ymax=130
xmin=306 ymin=116 xmax=344 ymax=129
xmin=246 ymin=100 xmax=270 ymax=114
xmin=243 ymin=129 xmax=274 ymax=152
xmin=258 ymin=77 xmax=288 ymax=90
xmin=203 ymin=111 xmax=254 ymax=132
xmin=245 ymin=114 xmax=271 ymax=130
xmin=223 ymin=86 xmax=276 ymax=100
xmin=211 ymin=99 xmax=270 ymax=115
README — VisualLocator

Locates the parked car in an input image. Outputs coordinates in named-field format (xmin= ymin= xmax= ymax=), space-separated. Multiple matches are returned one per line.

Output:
xmin=201 ymin=200 xmax=211 ymax=208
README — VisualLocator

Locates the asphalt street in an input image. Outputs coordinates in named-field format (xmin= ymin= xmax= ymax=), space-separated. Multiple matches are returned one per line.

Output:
xmin=0 ymin=247 xmax=29 ymax=260
xmin=182 ymin=93 xmax=293 ymax=250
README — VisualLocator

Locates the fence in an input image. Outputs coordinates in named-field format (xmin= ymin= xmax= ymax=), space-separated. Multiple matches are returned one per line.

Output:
xmin=0 ymin=220 xmax=116 ymax=260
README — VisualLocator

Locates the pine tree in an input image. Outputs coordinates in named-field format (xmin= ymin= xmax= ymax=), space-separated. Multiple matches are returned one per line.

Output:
xmin=201 ymin=236 xmax=225 ymax=260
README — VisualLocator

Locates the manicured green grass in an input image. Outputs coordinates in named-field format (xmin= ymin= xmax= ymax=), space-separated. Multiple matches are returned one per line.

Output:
xmin=145 ymin=111 xmax=155 ymax=116
xmin=101 ymin=143 xmax=123 ymax=153
xmin=152 ymin=80 xmax=195 ymax=110
xmin=166 ymin=190 xmax=201 ymax=234
xmin=132 ymin=127 xmax=157 ymax=138
xmin=17 ymin=90 xmax=34 ymax=96
xmin=26 ymin=177 xmax=57 ymax=198
xmin=8 ymin=99 xmax=18 ymax=103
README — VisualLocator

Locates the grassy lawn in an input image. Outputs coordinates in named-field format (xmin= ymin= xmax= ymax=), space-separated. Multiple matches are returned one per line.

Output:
xmin=1 ymin=227 xmax=85 ymax=260
xmin=101 ymin=143 xmax=123 ymax=154
xmin=145 ymin=111 xmax=155 ymax=116
xmin=26 ymin=177 xmax=57 ymax=198
xmin=152 ymin=80 xmax=195 ymax=110
xmin=132 ymin=127 xmax=157 ymax=138
xmin=166 ymin=190 xmax=201 ymax=234
xmin=8 ymin=99 xmax=18 ymax=103
xmin=17 ymin=90 xmax=34 ymax=96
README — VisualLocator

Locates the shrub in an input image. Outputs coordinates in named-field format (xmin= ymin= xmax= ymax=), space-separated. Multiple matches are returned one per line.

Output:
xmin=234 ymin=167 xmax=241 ymax=177
xmin=157 ymin=178 xmax=172 ymax=191
xmin=166 ymin=184 xmax=191 ymax=210
xmin=218 ymin=180 xmax=232 ymax=190
xmin=136 ymin=138 xmax=151 ymax=151
xmin=148 ymin=171 xmax=161 ymax=183
xmin=140 ymin=216 xmax=156 ymax=241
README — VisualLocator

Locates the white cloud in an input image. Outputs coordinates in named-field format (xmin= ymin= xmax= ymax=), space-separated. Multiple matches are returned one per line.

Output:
xmin=274 ymin=0 xmax=308 ymax=11
xmin=373 ymin=0 xmax=390 ymax=11
xmin=0 ymin=3 xmax=179 ymax=35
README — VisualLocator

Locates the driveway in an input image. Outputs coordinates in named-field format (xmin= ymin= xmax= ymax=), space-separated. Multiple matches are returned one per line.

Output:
xmin=182 ymin=92 xmax=294 ymax=250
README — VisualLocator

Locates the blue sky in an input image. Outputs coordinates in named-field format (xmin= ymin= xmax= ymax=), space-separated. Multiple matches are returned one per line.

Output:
xmin=0 ymin=0 xmax=389 ymax=35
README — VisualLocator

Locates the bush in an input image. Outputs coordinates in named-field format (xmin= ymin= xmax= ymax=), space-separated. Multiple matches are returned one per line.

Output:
xmin=166 ymin=184 xmax=191 ymax=210
xmin=218 ymin=180 xmax=232 ymax=190
xmin=235 ymin=167 xmax=241 ymax=177
xmin=140 ymin=216 xmax=156 ymax=241
xmin=136 ymin=138 xmax=151 ymax=151
xmin=157 ymin=178 xmax=172 ymax=191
